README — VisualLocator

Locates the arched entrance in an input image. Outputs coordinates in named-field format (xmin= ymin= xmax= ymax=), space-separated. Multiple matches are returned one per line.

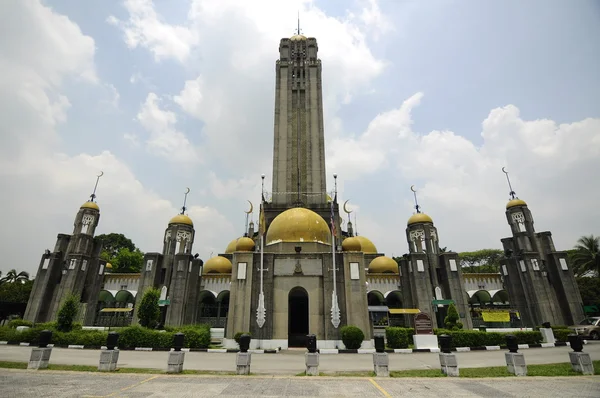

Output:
xmin=288 ymin=287 xmax=309 ymax=348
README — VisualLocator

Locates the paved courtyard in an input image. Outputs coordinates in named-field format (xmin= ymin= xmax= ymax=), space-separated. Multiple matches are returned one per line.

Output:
xmin=0 ymin=370 xmax=598 ymax=397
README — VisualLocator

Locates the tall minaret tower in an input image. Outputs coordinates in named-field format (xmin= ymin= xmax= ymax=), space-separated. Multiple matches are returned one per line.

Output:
xmin=499 ymin=168 xmax=584 ymax=326
xmin=271 ymin=21 xmax=327 ymax=207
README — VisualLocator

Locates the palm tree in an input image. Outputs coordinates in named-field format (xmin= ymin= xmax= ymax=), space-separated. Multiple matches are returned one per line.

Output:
xmin=0 ymin=269 xmax=30 ymax=284
xmin=572 ymin=235 xmax=600 ymax=277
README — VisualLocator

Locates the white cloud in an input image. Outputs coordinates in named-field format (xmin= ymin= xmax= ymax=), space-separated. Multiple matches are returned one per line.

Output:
xmin=136 ymin=93 xmax=201 ymax=163
xmin=109 ymin=0 xmax=198 ymax=63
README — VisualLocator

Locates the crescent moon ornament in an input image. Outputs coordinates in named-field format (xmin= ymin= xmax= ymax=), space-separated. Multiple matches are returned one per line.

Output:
xmin=245 ymin=200 xmax=253 ymax=214
xmin=98 ymin=171 xmax=104 ymax=177
xmin=343 ymin=200 xmax=353 ymax=214
xmin=185 ymin=187 xmax=190 ymax=194
xmin=502 ymin=167 xmax=507 ymax=174
xmin=410 ymin=185 xmax=416 ymax=193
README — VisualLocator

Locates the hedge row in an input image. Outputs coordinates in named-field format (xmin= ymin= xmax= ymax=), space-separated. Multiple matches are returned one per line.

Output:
xmin=385 ymin=327 xmax=543 ymax=349
xmin=0 ymin=324 xmax=210 ymax=349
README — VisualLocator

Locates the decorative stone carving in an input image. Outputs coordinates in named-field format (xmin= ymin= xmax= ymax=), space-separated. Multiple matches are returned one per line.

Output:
xmin=82 ymin=215 xmax=94 ymax=225
xmin=512 ymin=212 xmax=526 ymax=232
xmin=176 ymin=230 xmax=192 ymax=242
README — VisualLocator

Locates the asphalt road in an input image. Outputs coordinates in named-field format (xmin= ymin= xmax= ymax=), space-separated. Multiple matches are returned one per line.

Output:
xmin=1 ymin=343 xmax=599 ymax=374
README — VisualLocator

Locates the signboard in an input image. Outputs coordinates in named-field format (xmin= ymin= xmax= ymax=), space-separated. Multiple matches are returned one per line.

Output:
xmin=158 ymin=299 xmax=170 ymax=306
xmin=414 ymin=312 xmax=433 ymax=335
xmin=481 ymin=311 xmax=510 ymax=322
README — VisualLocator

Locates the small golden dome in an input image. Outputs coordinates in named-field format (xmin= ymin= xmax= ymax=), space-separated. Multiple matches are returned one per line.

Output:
xmin=342 ymin=236 xmax=362 ymax=252
xmin=225 ymin=238 xmax=239 ymax=254
xmin=81 ymin=201 xmax=99 ymax=211
xmin=407 ymin=213 xmax=433 ymax=226
xmin=169 ymin=214 xmax=193 ymax=226
xmin=355 ymin=236 xmax=378 ymax=254
xmin=290 ymin=34 xmax=307 ymax=41
xmin=506 ymin=199 xmax=527 ymax=209
xmin=368 ymin=256 xmax=399 ymax=274
xmin=266 ymin=207 xmax=331 ymax=245
xmin=236 ymin=237 xmax=255 ymax=252
xmin=105 ymin=263 xmax=112 ymax=269
xmin=203 ymin=256 xmax=232 ymax=274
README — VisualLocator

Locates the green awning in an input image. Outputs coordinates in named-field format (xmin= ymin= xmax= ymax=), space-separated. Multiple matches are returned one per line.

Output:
xmin=432 ymin=299 xmax=454 ymax=305
xmin=584 ymin=305 xmax=598 ymax=313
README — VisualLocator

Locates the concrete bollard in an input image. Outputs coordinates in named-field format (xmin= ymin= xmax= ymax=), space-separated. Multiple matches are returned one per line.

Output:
xmin=28 ymin=330 xmax=53 ymax=370
xmin=372 ymin=335 xmax=389 ymax=377
xmin=236 ymin=334 xmax=251 ymax=375
xmin=568 ymin=334 xmax=594 ymax=375
xmin=505 ymin=335 xmax=527 ymax=376
xmin=98 ymin=332 xmax=120 ymax=372
xmin=438 ymin=334 xmax=459 ymax=377
xmin=305 ymin=334 xmax=319 ymax=376
xmin=540 ymin=321 xmax=555 ymax=344
xmin=167 ymin=333 xmax=185 ymax=374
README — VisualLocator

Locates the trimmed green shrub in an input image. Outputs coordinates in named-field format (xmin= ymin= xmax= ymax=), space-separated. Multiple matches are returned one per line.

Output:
xmin=234 ymin=332 xmax=251 ymax=345
xmin=138 ymin=288 xmax=160 ymax=328
xmin=434 ymin=329 xmax=542 ymax=348
xmin=178 ymin=325 xmax=211 ymax=348
xmin=340 ymin=325 xmax=364 ymax=349
xmin=57 ymin=294 xmax=80 ymax=332
xmin=385 ymin=327 xmax=414 ymax=349
xmin=444 ymin=304 xmax=464 ymax=330
xmin=7 ymin=319 xmax=33 ymax=328
xmin=553 ymin=328 xmax=571 ymax=343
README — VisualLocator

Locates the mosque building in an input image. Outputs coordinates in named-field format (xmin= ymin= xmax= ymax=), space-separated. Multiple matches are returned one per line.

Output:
xmin=24 ymin=30 xmax=584 ymax=347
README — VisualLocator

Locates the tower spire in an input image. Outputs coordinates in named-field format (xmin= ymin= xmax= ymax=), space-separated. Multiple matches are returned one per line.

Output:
xmin=410 ymin=185 xmax=421 ymax=214
xmin=181 ymin=187 xmax=190 ymax=214
xmin=89 ymin=171 xmax=103 ymax=202
xmin=502 ymin=167 xmax=517 ymax=200
xmin=297 ymin=10 xmax=301 ymax=35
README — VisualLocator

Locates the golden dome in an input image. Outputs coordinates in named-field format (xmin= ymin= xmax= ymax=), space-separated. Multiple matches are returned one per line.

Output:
xmin=355 ymin=236 xmax=377 ymax=254
xmin=236 ymin=237 xmax=255 ymax=252
xmin=80 ymin=201 xmax=99 ymax=211
xmin=342 ymin=236 xmax=362 ymax=252
xmin=105 ymin=262 xmax=112 ymax=269
xmin=225 ymin=238 xmax=239 ymax=253
xmin=169 ymin=214 xmax=193 ymax=226
xmin=266 ymin=207 xmax=331 ymax=245
xmin=506 ymin=199 xmax=527 ymax=209
xmin=290 ymin=34 xmax=307 ymax=41
xmin=407 ymin=213 xmax=433 ymax=226
xmin=368 ymin=256 xmax=399 ymax=274
xmin=203 ymin=256 xmax=232 ymax=274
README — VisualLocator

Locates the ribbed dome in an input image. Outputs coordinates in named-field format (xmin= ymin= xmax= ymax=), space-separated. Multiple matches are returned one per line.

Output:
xmin=81 ymin=201 xmax=99 ymax=211
xmin=506 ymin=199 xmax=527 ymax=209
xmin=203 ymin=256 xmax=232 ymax=274
xmin=355 ymin=236 xmax=377 ymax=253
xmin=342 ymin=236 xmax=362 ymax=252
xmin=225 ymin=238 xmax=239 ymax=254
xmin=266 ymin=207 xmax=331 ymax=245
xmin=407 ymin=213 xmax=433 ymax=226
xmin=290 ymin=34 xmax=307 ymax=41
xmin=169 ymin=214 xmax=193 ymax=226
xmin=236 ymin=237 xmax=255 ymax=252
xmin=368 ymin=256 xmax=399 ymax=274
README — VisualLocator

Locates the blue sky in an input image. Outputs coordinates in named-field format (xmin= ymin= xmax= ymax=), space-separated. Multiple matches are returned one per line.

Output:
xmin=1 ymin=0 xmax=599 ymax=275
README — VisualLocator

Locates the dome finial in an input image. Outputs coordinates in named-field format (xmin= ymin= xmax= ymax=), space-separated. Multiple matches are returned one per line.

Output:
xmin=410 ymin=185 xmax=421 ymax=214
xmin=181 ymin=187 xmax=190 ymax=214
xmin=502 ymin=167 xmax=517 ymax=200
xmin=244 ymin=200 xmax=254 ymax=237
xmin=89 ymin=171 xmax=103 ymax=203
xmin=296 ymin=10 xmax=302 ymax=36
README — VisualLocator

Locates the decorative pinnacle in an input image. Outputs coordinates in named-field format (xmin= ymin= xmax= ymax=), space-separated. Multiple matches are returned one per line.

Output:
xmin=89 ymin=171 xmax=103 ymax=202
xmin=501 ymin=167 xmax=517 ymax=200
xmin=410 ymin=185 xmax=421 ymax=213
xmin=295 ymin=10 xmax=302 ymax=35
xmin=181 ymin=187 xmax=190 ymax=214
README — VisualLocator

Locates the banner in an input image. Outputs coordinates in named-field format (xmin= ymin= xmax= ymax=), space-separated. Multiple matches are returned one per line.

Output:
xmin=481 ymin=311 xmax=510 ymax=322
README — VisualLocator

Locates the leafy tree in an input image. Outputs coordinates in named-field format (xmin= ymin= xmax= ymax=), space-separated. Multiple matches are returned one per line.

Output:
xmin=138 ymin=288 xmax=160 ymax=328
xmin=458 ymin=249 xmax=503 ymax=273
xmin=571 ymin=235 xmax=600 ymax=277
xmin=0 ymin=279 xmax=33 ymax=303
xmin=96 ymin=233 xmax=137 ymax=261
xmin=577 ymin=277 xmax=600 ymax=307
xmin=0 ymin=269 xmax=30 ymax=284
xmin=112 ymin=248 xmax=144 ymax=273
xmin=444 ymin=303 xmax=463 ymax=330
xmin=57 ymin=293 xmax=80 ymax=332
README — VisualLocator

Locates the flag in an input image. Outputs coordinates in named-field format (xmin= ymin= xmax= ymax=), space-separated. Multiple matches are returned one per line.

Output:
xmin=330 ymin=199 xmax=336 ymax=236
xmin=259 ymin=204 xmax=266 ymax=236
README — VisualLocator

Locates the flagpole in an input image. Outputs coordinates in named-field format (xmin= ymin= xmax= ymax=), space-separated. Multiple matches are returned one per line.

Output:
xmin=257 ymin=177 xmax=266 ymax=330
xmin=330 ymin=175 xmax=340 ymax=329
